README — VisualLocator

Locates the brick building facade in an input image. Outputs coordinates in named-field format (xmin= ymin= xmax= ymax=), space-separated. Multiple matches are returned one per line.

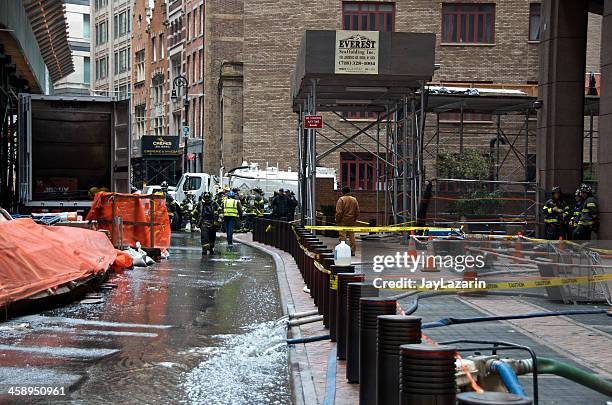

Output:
xmin=202 ymin=0 xmax=574 ymax=178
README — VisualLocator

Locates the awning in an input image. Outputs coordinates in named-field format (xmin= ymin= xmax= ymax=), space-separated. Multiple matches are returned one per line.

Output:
xmin=22 ymin=0 xmax=74 ymax=83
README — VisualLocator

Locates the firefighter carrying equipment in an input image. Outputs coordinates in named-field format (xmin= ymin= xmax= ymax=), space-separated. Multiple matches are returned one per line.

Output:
xmin=0 ymin=218 xmax=118 ymax=305
xmin=223 ymin=197 xmax=240 ymax=217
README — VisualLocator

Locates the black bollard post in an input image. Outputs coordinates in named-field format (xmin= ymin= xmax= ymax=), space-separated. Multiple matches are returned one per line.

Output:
xmin=314 ymin=248 xmax=332 ymax=317
xmin=359 ymin=298 xmax=397 ymax=405
xmin=329 ymin=265 xmax=354 ymax=342
xmin=457 ymin=392 xmax=532 ymax=405
xmin=346 ymin=282 xmax=378 ymax=383
xmin=377 ymin=315 xmax=422 ymax=405
xmin=321 ymin=254 xmax=335 ymax=328
xmin=336 ymin=272 xmax=362 ymax=359
xmin=309 ymin=243 xmax=326 ymax=304
xmin=399 ymin=344 xmax=457 ymax=405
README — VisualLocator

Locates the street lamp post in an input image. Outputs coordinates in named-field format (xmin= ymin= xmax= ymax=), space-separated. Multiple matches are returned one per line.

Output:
xmin=171 ymin=75 xmax=189 ymax=173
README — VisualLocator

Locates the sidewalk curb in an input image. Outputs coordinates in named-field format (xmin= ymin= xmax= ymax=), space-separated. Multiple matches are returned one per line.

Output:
xmin=235 ymin=236 xmax=320 ymax=405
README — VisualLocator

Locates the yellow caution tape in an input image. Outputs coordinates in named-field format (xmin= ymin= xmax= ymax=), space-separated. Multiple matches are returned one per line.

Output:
xmin=381 ymin=273 xmax=612 ymax=292
xmin=314 ymin=260 xmax=331 ymax=275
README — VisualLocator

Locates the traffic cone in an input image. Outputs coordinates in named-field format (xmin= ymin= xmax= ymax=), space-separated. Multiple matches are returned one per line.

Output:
xmin=407 ymin=231 xmax=417 ymax=259
xmin=423 ymin=235 xmax=439 ymax=272
xmin=513 ymin=232 xmax=524 ymax=261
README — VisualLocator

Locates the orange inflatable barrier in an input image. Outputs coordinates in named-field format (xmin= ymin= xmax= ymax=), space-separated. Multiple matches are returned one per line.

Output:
xmin=0 ymin=218 xmax=117 ymax=305
xmin=86 ymin=192 xmax=171 ymax=249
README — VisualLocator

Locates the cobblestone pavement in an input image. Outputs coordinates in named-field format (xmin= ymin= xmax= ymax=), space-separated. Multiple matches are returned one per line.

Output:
xmin=238 ymin=233 xmax=611 ymax=405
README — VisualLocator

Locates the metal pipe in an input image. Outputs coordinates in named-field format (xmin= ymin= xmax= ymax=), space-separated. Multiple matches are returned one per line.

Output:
xmin=287 ymin=334 xmax=330 ymax=345
xmin=287 ymin=315 xmax=323 ymax=327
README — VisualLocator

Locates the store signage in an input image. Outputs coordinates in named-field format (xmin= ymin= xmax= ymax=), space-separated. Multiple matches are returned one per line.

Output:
xmin=335 ymin=30 xmax=379 ymax=75
xmin=141 ymin=135 xmax=180 ymax=156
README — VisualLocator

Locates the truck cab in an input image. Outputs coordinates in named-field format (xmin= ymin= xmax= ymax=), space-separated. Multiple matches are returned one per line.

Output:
xmin=174 ymin=173 xmax=215 ymax=204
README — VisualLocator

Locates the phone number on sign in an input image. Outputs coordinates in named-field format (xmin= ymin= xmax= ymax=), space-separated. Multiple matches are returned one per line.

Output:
xmin=7 ymin=386 xmax=66 ymax=396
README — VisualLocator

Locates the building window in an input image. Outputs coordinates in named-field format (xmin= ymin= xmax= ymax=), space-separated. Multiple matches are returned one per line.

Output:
xmin=159 ymin=33 xmax=165 ymax=59
xmin=95 ymin=56 xmax=108 ymax=80
xmin=83 ymin=56 xmax=90 ymax=84
xmin=83 ymin=14 xmax=90 ymax=39
xmin=152 ymin=37 xmax=157 ymax=62
xmin=115 ymin=84 xmax=129 ymax=100
xmin=96 ymin=20 xmax=108 ymax=45
xmin=152 ymin=74 xmax=164 ymax=105
xmin=135 ymin=104 xmax=146 ymax=138
xmin=94 ymin=0 xmax=108 ymax=10
xmin=153 ymin=116 xmax=164 ymax=136
xmin=135 ymin=50 xmax=145 ymax=83
xmin=113 ymin=10 xmax=130 ymax=39
xmin=529 ymin=3 xmax=541 ymax=41
xmin=441 ymin=3 xmax=495 ymax=44
xmin=340 ymin=153 xmax=384 ymax=191
xmin=342 ymin=2 xmax=395 ymax=32
xmin=113 ymin=47 xmax=130 ymax=74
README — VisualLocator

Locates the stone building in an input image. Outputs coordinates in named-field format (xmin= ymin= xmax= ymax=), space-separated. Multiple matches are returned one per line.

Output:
xmin=204 ymin=0 xmax=601 ymax=193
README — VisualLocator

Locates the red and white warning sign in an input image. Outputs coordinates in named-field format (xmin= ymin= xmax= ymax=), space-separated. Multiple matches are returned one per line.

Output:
xmin=304 ymin=115 xmax=323 ymax=129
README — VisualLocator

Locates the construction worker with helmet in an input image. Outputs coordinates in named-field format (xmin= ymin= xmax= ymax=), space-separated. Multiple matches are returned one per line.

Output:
xmin=568 ymin=188 xmax=583 ymax=239
xmin=222 ymin=191 xmax=243 ymax=246
xmin=244 ymin=190 xmax=257 ymax=231
xmin=542 ymin=186 xmax=569 ymax=240
xmin=197 ymin=192 xmax=220 ymax=254
xmin=573 ymin=183 xmax=599 ymax=240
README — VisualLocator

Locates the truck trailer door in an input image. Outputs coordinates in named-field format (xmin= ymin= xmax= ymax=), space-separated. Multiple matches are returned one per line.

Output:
xmin=112 ymin=99 xmax=130 ymax=193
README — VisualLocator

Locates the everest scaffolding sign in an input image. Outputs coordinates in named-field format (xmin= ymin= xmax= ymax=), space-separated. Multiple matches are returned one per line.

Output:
xmin=334 ymin=30 xmax=379 ymax=74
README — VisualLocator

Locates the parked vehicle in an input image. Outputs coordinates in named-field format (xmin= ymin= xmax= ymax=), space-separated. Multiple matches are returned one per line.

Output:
xmin=173 ymin=173 xmax=216 ymax=204
xmin=17 ymin=94 xmax=130 ymax=213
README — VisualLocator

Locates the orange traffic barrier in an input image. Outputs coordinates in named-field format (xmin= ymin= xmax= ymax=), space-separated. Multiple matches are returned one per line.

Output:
xmin=86 ymin=192 xmax=171 ymax=249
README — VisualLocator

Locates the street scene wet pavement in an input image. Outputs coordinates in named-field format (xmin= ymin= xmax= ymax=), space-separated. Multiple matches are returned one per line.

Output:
xmin=0 ymin=233 xmax=290 ymax=404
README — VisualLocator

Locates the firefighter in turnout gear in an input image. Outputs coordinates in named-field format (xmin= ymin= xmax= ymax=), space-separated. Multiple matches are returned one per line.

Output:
xmin=254 ymin=188 xmax=265 ymax=218
xmin=573 ymin=184 xmax=599 ymax=240
xmin=222 ymin=191 xmax=243 ymax=246
xmin=197 ymin=192 xmax=219 ymax=254
xmin=244 ymin=191 xmax=257 ymax=231
xmin=542 ymin=186 xmax=569 ymax=240
xmin=180 ymin=191 xmax=196 ymax=231
xmin=568 ymin=188 xmax=583 ymax=239
xmin=161 ymin=181 xmax=181 ymax=231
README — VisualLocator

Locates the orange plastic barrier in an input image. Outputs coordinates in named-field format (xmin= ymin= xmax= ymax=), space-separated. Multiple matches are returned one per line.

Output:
xmin=0 ymin=218 xmax=118 ymax=305
xmin=112 ymin=250 xmax=134 ymax=271
xmin=86 ymin=192 xmax=171 ymax=249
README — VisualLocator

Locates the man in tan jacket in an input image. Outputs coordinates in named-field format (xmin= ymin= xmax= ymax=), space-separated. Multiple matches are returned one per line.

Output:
xmin=335 ymin=186 xmax=360 ymax=255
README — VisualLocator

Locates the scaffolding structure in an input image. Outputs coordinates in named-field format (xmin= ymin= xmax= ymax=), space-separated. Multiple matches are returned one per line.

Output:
xmin=291 ymin=31 xmax=601 ymax=235
xmin=291 ymin=31 xmax=436 ymax=226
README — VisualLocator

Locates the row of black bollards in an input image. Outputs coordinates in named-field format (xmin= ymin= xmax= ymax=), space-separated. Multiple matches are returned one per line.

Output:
xmin=252 ymin=219 xmax=532 ymax=405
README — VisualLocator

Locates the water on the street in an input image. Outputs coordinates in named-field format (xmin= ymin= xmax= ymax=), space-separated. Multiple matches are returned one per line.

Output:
xmin=0 ymin=232 xmax=290 ymax=404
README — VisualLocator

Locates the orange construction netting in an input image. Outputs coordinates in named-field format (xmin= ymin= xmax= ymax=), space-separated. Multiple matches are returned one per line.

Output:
xmin=86 ymin=192 xmax=171 ymax=249
xmin=0 ymin=218 xmax=118 ymax=305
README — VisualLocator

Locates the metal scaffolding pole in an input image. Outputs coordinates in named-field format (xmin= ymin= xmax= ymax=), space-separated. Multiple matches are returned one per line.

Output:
xmin=402 ymin=95 xmax=409 ymax=227
xmin=308 ymin=79 xmax=317 ymax=226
